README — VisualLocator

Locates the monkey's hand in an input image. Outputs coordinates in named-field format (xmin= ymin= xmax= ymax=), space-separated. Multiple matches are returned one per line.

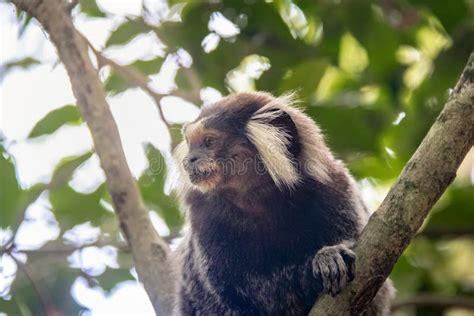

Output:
xmin=312 ymin=243 xmax=356 ymax=297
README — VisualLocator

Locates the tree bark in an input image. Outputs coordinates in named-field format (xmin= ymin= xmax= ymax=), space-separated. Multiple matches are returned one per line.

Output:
xmin=10 ymin=1 xmax=175 ymax=314
xmin=310 ymin=53 xmax=474 ymax=315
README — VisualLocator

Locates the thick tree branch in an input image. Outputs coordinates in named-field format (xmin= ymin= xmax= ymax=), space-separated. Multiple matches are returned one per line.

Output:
xmin=310 ymin=53 xmax=474 ymax=315
xmin=10 ymin=0 xmax=175 ymax=314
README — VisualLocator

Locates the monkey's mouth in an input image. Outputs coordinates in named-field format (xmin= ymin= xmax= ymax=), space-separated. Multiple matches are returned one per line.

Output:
xmin=189 ymin=170 xmax=216 ymax=184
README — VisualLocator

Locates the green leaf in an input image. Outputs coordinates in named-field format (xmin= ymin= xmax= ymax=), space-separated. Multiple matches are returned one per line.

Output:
xmin=3 ymin=57 xmax=40 ymax=70
xmin=97 ymin=268 xmax=134 ymax=292
xmin=0 ymin=147 xmax=22 ymax=229
xmin=0 ymin=144 xmax=47 ymax=229
xmin=104 ymin=57 xmax=164 ymax=95
xmin=50 ymin=184 xmax=110 ymax=229
xmin=50 ymin=152 xmax=93 ymax=189
xmin=28 ymin=105 xmax=82 ymax=138
xmin=17 ymin=12 xmax=33 ymax=38
xmin=1 ymin=57 xmax=40 ymax=80
xmin=105 ymin=19 xmax=149 ymax=47
xmin=138 ymin=144 xmax=183 ymax=231
xmin=79 ymin=0 xmax=106 ymax=18
xmin=130 ymin=57 xmax=165 ymax=76
xmin=339 ymin=32 xmax=369 ymax=75
xmin=104 ymin=71 xmax=129 ymax=96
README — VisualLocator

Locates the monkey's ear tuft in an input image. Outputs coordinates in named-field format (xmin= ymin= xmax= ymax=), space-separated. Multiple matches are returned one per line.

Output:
xmin=246 ymin=107 xmax=301 ymax=190
xmin=265 ymin=109 xmax=301 ymax=157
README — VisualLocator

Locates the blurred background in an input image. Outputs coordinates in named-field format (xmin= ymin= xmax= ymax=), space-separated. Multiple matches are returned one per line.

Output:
xmin=0 ymin=0 xmax=473 ymax=315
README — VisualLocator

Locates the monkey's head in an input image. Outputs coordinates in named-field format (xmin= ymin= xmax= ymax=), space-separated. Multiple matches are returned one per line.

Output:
xmin=174 ymin=92 xmax=334 ymax=194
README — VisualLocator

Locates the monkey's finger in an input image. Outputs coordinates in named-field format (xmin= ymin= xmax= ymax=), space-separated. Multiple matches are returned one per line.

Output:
xmin=326 ymin=258 xmax=341 ymax=297
xmin=340 ymin=248 xmax=356 ymax=282
xmin=333 ymin=255 xmax=348 ymax=295
xmin=318 ymin=261 xmax=332 ymax=293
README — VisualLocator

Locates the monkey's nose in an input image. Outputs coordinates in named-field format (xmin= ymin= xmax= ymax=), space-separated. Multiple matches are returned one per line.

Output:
xmin=183 ymin=155 xmax=202 ymax=168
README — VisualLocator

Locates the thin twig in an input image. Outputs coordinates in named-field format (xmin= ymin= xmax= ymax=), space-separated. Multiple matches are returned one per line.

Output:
xmin=18 ymin=232 xmax=180 ymax=257
xmin=78 ymin=32 xmax=173 ymax=130
xmin=11 ymin=254 xmax=58 ymax=316
xmin=18 ymin=239 xmax=130 ymax=256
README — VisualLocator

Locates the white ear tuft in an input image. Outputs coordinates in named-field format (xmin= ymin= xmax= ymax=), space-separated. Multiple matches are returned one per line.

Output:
xmin=246 ymin=109 xmax=300 ymax=190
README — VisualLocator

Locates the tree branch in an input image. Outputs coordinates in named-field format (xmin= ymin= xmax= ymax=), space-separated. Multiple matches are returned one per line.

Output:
xmin=10 ymin=1 xmax=175 ymax=314
xmin=79 ymin=33 xmax=172 ymax=130
xmin=310 ymin=53 xmax=474 ymax=315
xmin=11 ymin=254 xmax=59 ymax=316
xmin=18 ymin=239 xmax=130 ymax=256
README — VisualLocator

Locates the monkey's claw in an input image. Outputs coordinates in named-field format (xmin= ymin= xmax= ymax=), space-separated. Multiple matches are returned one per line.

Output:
xmin=312 ymin=244 xmax=356 ymax=297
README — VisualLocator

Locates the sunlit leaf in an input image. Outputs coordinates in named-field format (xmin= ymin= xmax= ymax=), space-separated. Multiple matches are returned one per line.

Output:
xmin=225 ymin=55 xmax=271 ymax=92
xmin=28 ymin=105 xmax=82 ymax=138
xmin=403 ymin=58 xmax=432 ymax=89
xmin=417 ymin=22 xmax=452 ymax=59
xmin=339 ymin=32 xmax=369 ymax=75
xmin=277 ymin=0 xmax=310 ymax=40
xmin=314 ymin=66 xmax=356 ymax=102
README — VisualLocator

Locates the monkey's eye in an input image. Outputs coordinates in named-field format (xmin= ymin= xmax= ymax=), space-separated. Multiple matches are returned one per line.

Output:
xmin=203 ymin=137 xmax=215 ymax=148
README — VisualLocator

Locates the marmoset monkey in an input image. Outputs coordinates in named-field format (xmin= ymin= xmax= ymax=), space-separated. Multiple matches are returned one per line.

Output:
xmin=172 ymin=92 xmax=394 ymax=315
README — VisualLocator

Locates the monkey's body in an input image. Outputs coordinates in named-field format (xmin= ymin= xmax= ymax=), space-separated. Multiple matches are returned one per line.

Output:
xmin=173 ymin=92 xmax=394 ymax=315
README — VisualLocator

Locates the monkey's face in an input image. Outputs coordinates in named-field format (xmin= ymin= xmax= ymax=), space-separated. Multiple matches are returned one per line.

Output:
xmin=181 ymin=121 xmax=222 ymax=192
xmin=181 ymin=120 xmax=264 ymax=193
